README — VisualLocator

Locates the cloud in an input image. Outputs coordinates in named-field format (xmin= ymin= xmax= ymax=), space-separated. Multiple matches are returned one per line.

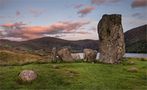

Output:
xmin=77 ymin=6 xmax=95 ymax=17
xmin=0 ymin=22 xmax=25 ymax=28
xmin=44 ymin=31 xmax=92 ymax=40
xmin=131 ymin=0 xmax=147 ymax=8
xmin=132 ymin=12 xmax=146 ymax=18
xmin=57 ymin=31 xmax=98 ymax=40
xmin=29 ymin=8 xmax=45 ymax=17
xmin=91 ymin=0 xmax=120 ymax=5
xmin=123 ymin=16 xmax=147 ymax=31
xmin=0 ymin=20 xmax=90 ymax=40
xmin=0 ymin=16 xmax=5 ymax=18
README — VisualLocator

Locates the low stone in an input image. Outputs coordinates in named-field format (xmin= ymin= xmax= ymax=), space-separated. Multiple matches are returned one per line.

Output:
xmin=71 ymin=53 xmax=81 ymax=60
xmin=52 ymin=65 xmax=60 ymax=69
xmin=57 ymin=48 xmax=74 ymax=62
xmin=127 ymin=61 xmax=135 ymax=65
xmin=83 ymin=48 xmax=97 ymax=62
xmin=65 ymin=70 xmax=79 ymax=78
xmin=19 ymin=70 xmax=37 ymax=82
xmin=127 ymin=67 xmax=139 ymax=73
xmin=140 ymin=58 xmax=147 ymax=61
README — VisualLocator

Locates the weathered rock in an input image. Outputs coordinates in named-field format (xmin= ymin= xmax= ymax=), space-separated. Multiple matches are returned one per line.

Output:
xmin=57 ymin=48 xmax=74 ymax=62
xmin=98 ymin=14 xmax=125 ymax=64
xmin=52 ymin=65 xmax=60 ymax=69
xmin=127 ymin=61 xmax=135 ymax=65
xmin=19 ymin=70 xmax=37 ymax=82
xmin=51 ymin=47 xmax=57 ymax=62
xmin=127 ymin=67 xmax=139 ymax=73
xmin=71 ymin=53 xmax=81 ymax=60
xmin=65 ymin=69 xmax=79 ymax=78
xmin=83 ymin=48 xmax=97 ymax=62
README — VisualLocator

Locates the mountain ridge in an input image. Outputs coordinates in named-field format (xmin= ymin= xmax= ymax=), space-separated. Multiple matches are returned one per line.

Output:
xmin=0 ymin=25 xmax=146 ymax=53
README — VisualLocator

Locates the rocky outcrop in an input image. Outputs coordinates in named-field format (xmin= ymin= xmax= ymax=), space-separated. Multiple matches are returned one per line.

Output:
xmin=83 ymin=48 xmax=97 ymax=62
xmin=57 ymin=48 xmax=74 ymax=62
xmin=98 ymin=14 xmax=125 ymax=64
xmin=19 ymin=70 xmax=37 ymax=82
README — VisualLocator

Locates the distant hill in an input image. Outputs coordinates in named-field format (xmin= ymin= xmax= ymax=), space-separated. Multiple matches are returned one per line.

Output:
xmin=124 ymin=24 xmax=147 ymax=53
xmin=0 ymin=25 xmax=146 ymax=53
xmin=0 ymin=37 xmax=99 ymax=53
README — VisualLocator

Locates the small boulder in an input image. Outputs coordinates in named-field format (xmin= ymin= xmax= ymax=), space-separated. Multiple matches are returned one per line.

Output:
xmin=127 ymin=61 xmax=135 ymax=65
xmin=83 ymin=48 xmax=97 ymax=62
xmin=127 ymin=67 xmax=139 ymax=73
xmin=140 ymin=58 xmax=147 ymax=61
xmin=57 ymin=48 xmax=74 ymax=62
xmin=19 ymin=70 xmax=37 ymax=82
xmin=71 ymin=53 xmax=81 ymax=60
xmin=65 ymin=70 xmax=79 ymax=78
xmin=52 ymin=65 xmax=60 ymax=69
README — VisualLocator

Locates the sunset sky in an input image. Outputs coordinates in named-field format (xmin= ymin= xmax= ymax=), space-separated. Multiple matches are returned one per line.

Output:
xmin=0 ymin=0 xmax=146 ymax=41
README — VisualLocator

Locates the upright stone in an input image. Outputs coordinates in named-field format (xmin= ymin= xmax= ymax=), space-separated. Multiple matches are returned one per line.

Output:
xmin=51 ymin=47 xmax=57 ymax=62
xmin=57 ymin=48 xmax=74 ymax=62
xmin=83 ymin=48 xmax=97 ymax=62
xmin=98 ymin=14 xmax=125 ymax=64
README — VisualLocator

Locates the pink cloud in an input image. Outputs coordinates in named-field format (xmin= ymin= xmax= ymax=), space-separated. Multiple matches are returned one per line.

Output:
xmin=0 ymin=22 xmax=25 ymax=28
xmin=0 ymin=20 xmax=90 ymax=40
xmin=91 ymin=0 xmax=120 ymax=5
xmin=77 ymin=6 xmax=95 ymax=17
xmin=131 ymin=0 xmax=147 ymax=8
xmin=0 ymin=23 xmax=14 ymax=27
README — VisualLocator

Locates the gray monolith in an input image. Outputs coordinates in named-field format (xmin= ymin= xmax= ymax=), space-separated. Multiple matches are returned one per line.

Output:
xmin=98 ymin=14 xmax=125 ymax=64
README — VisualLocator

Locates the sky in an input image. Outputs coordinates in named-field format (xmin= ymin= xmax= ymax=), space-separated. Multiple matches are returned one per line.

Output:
xmin=0 ymin=0 xmax=146 ymax=41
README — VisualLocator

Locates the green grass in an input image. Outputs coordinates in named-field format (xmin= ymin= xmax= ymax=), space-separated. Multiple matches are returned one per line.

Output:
xmin=0 ymin=58 xmax=147 ymax=90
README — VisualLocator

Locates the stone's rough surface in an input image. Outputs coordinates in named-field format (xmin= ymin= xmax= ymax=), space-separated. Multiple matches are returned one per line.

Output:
xmin=57 ymin=48 xmax=74 ymax=62
xmin=19 ymin=70 xmax=37 ymax=82
xmin=52 ymin=65 xmax=60 ymax=69
xmin=127 ymin=61 xmax=135 ymax=65
xmin=51 ymin=47 xmax=57 ymax=62
xmin=127 ymin=67 xmax=139 ymax=73
xmin=98 ymin=14 xmax=125 ymax=64
xmin=83 ymin=48 xmax=97 ymax=62
xmin=71 ymin=53 xmax=81 ymax=60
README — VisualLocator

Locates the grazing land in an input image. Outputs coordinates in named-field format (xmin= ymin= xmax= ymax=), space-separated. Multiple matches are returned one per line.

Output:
xmin=0 ymin=58 xmax=147 ymax=90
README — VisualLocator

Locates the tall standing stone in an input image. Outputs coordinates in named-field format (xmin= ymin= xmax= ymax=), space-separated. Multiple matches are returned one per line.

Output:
xmin=98 ymin=14 xmax=125 ymax=64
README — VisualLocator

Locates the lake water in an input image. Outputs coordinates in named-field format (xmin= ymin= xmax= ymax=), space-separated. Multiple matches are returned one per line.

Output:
xmin=76 ymin=53 xmax=147 ymax=59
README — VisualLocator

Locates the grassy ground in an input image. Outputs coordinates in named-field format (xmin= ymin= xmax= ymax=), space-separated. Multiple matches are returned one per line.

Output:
xmin=0 ymin=58 xmax=147 ymax=90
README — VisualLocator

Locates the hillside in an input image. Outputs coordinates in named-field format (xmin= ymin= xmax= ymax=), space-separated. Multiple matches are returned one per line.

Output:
xmin=0 ymin=25 xmax=146 ymax=53
xmin=0 ymin=50 xmax=42 ymax=65
xmin=125 ymin=24 xmax=147 ymax=53
xmin=0 ymin=37 xmax=99 ymax=53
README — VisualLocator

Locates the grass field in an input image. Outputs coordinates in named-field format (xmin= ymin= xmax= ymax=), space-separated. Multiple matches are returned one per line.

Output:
xmin=0 ymin=58 xmax=147 ymax=90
